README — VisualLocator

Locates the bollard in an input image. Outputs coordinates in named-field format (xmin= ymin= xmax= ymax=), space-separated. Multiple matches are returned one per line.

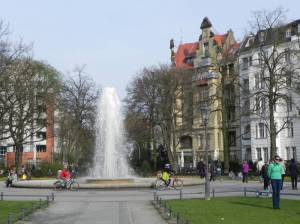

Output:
xmin=1 ymin=192 xmax=3 ymax=201
xmin=212 ymin=188 xmax=215 ymax=198
xmin=7 ymin=213 xmax=12 ymax=224
xmin=154 ymin=192 xmax=156 ymax=201
xmin=176 ymin=212 xmax=180 ymax=224
xmin=39 ymin=198 xmax=42 ymax=208
xmin=20 ymin=208 xmax=25 ymax=221
xmin=51 ymin=192 xmax=55 ymax=201
xmin=244 ymin=187 xmax=247 ymax=197
xmin=180 ymin=189 xmax=182 ymax=200
xmin=159 ymin=197 xmax=162 ymax=206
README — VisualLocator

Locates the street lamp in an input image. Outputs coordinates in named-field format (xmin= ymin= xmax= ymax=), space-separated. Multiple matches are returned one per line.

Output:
xmin=201 ymin=102 xmax=210 ymax=200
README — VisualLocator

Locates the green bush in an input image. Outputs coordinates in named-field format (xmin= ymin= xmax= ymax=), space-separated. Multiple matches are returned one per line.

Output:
xmin=31 ymin=162 xmax=62 ymax=178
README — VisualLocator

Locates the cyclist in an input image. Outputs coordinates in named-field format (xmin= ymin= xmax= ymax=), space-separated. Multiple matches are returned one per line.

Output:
xmin=59 ymin=163 xmax=71 ymax=188
xmin=162 ymin=164 xmax=175 ymax=188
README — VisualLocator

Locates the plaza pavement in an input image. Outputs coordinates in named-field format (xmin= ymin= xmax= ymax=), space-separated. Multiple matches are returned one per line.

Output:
xmin=1 ymin=179 xmax=300 ymax=224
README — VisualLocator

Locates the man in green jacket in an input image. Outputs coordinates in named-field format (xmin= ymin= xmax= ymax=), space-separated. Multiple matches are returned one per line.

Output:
xmin=268 ymin=155 xmax=284 ymax=209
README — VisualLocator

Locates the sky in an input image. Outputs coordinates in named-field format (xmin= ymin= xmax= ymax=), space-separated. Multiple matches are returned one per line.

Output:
xmin=0 ymin=0 xmax=299 ymax=99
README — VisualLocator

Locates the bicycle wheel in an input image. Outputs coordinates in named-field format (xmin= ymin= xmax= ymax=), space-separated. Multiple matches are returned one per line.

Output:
xmin=53 ymin=180 xmax=63 ymax=191
xmin=173 ymin=179 xmax=183 ymax=190
xmin=70 ymin=182 xmax=79 ymax=191
xmin=155 ymin=179 xmax=166 ymax=191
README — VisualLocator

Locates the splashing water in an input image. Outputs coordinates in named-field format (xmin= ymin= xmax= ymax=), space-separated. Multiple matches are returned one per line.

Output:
xmin=90 ymin=87 xmax=130 ymax=178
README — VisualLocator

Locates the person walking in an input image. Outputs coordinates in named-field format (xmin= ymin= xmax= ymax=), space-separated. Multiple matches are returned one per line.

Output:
xmin=242 ymin=160 xmax=250 ymax=183
xmin=261 ymin=161 xmax=269 ymax=191
xmin=268 ymin=155 xmax=284 ymax=209
xmin=209 ymin=161 xmax=216 ymax=182
xmin=197 ymin=159 xmax=205 ymax=178
xmin=289 ymin=159 xmax=298 ymax=190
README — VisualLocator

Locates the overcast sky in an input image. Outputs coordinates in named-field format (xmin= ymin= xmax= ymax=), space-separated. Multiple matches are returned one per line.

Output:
xmin=0 ymin=0 xmax=299 ymax=98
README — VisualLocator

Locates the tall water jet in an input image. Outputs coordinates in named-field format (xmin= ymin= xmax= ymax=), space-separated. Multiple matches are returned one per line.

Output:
xmin=90 ymin=87 xmax=130 ymax=178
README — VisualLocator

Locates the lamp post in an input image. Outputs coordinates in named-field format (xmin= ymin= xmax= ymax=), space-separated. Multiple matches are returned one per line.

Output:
xmin=201 ymin=103 xmax=210 ymax=200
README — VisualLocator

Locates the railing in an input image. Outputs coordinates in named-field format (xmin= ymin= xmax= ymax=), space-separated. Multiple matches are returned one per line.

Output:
xmin=0 ymin=192 xmax=55 ymax=224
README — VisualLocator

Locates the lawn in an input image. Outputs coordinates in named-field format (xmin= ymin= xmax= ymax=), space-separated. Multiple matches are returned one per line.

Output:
xmin=167 ymin=197 xmax=300 ymax=224
xmin=0 ymin=201 xmax=36 ymax=223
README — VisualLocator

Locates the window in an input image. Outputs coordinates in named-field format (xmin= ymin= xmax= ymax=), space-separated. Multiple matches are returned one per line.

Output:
xmin=256 ymin=96 xmax=266 ymax=115
xmin=287 ymin=121 xmax=294 ymax=137
xmin=263 ymin=147 xmax=268 ymax=162
xmin=198 ymin=86 xmax=209 ymax=102
xmin=203 ymin=42 xmax=209 ymax=57
xmin=292 ymin=147 xmax=297 ymax=160
xmin=249 ymin=56 xmax=253 ymax=66
xmin=198 ymin=134 xmax=204 ymax=148
xmin=242 ymin=57 xmax=249 ymax=70
xmin=0 ymin=146 xmax=7 ymax=159
xmin=36 ymin=131 xmax=46 ymax=140
xmin=298 ymin=24 xmax=300 ymax=33
xmin=256 ymin=123 xmax=266 ymax=138
xmin=36 ymin=145 xmax=46 ymax=152
xmin=228 ymin=106 xmax=236 ymax=122
xmin=256 ymin=148 xmax=262 ymax=160
xmin=244 ymin=125 xmax=251 ymax=139
xmin=229 ymin=131 xmax=236 ymax=146
xmin=286 ymin=28 xmax=291 ymax=38
xmin=246 ymin=148 xmax=251 ymax=161
xmin=286 ymin=96 xmax=293 ymax=112
xmin=255 ymin=73 xmax=264 ymax=89
xmin=286 ymin=147 xmax=291 ymax=160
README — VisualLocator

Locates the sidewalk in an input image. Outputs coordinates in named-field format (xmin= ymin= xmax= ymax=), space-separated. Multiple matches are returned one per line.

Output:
xmin=19 ymin=201 xmax=167 ymax=224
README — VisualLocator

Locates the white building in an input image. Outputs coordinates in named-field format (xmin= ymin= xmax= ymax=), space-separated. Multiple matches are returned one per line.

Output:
xmin=239 ymin=19 xmax=300 ymax=162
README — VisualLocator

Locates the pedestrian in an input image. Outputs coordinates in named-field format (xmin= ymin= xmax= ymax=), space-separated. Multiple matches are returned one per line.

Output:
xmin=268 ymin=155 xmax=284 ymax=209
xmin=197 ymin=159 xmax=205 ymax=178
xmin=242 ymin=160 xmax=250 ymax=183
xmin=289 ymin=159 xmax=298 ymax=190
xmin=261 ymin=161 xmax=269 ymax=191
xmin=279 ymin=158 xmax=286 ymax=190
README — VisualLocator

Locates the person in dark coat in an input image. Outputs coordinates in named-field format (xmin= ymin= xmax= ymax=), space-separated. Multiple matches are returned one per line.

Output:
xmin=289 ymin=159 xmax=298 ymax=190
xmin=261 ymin=161 xmax=269 ymax=190
xmin=209 ymin=161 xmax=216 ymax=182
xmin=197 ymin=159 xmax=205 ymax=178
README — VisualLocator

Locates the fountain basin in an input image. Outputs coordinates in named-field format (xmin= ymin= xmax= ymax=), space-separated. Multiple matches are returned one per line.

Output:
xmin=86 ymin=178 xmax=135 ymax=184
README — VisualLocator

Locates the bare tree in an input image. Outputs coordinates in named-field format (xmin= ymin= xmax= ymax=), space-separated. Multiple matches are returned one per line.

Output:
xmin=243 ymin=8 xmax=300 ymax=158
xmin=0 ymin=58 xmax=60 ymax=172
xmin=57 ymin=66 xmax=99 ymax=168
xmin=125 ymin=65 xmax=193 ymax=171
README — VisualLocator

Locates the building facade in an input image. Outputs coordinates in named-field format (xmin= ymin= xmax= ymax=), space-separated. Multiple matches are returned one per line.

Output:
xmin=239 ymin=19 xmax=300 ymax=162
xmin=171 ymin=17 xmax=241 ymax=169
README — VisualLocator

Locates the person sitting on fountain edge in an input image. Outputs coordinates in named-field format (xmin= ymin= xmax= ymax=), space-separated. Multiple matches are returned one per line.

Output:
xmin=60 ymin=163 xmax=71 ymax=188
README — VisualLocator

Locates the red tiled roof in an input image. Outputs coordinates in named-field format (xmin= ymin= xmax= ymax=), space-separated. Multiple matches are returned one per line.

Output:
xmin=213 ymin=34 xmax=226 ymax=46
xmin=174 ymin=42 xmax=198 ymax=68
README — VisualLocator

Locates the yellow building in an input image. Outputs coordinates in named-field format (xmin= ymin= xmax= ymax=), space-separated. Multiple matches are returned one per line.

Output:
xmin=171 ymin=17 xmax=240 ymax=170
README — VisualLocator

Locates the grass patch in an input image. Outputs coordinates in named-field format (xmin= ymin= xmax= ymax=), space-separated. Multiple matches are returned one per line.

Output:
xmin=167 ymin=197 xmax=300 ymax=224
xmin=0 ymin=201 xmax=39 ymax=223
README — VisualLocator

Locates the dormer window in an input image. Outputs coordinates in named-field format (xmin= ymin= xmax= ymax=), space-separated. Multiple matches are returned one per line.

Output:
xmin=203 ymin=42 xmax=209 ymax=57
xmin=259 ymin=32 xmax=265 ymax=42
xmin=286 ymin=28 xmax=291 ymax=38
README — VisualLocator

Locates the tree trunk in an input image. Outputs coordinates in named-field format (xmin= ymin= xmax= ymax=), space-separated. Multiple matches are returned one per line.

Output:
xmin=269 ymin=103 xmax=277 ymax=159
xmin=15 ymin=143 xmax=23 ymax=174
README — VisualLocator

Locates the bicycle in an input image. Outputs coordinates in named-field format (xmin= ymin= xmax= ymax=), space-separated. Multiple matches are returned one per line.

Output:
xmin=53 ymin=178 xmax=79 ymax=191
xmin=155 ymin=172 xmax=183 ymax=190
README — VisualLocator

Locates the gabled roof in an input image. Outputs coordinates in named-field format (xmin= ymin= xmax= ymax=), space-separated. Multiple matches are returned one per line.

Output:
xmin=174 ymin=42 xmax=198 ymax=68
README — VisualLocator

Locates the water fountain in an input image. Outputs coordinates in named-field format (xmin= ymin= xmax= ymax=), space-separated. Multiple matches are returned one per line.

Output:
xmin=87 ymin=87 xmax=133 ymax=183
